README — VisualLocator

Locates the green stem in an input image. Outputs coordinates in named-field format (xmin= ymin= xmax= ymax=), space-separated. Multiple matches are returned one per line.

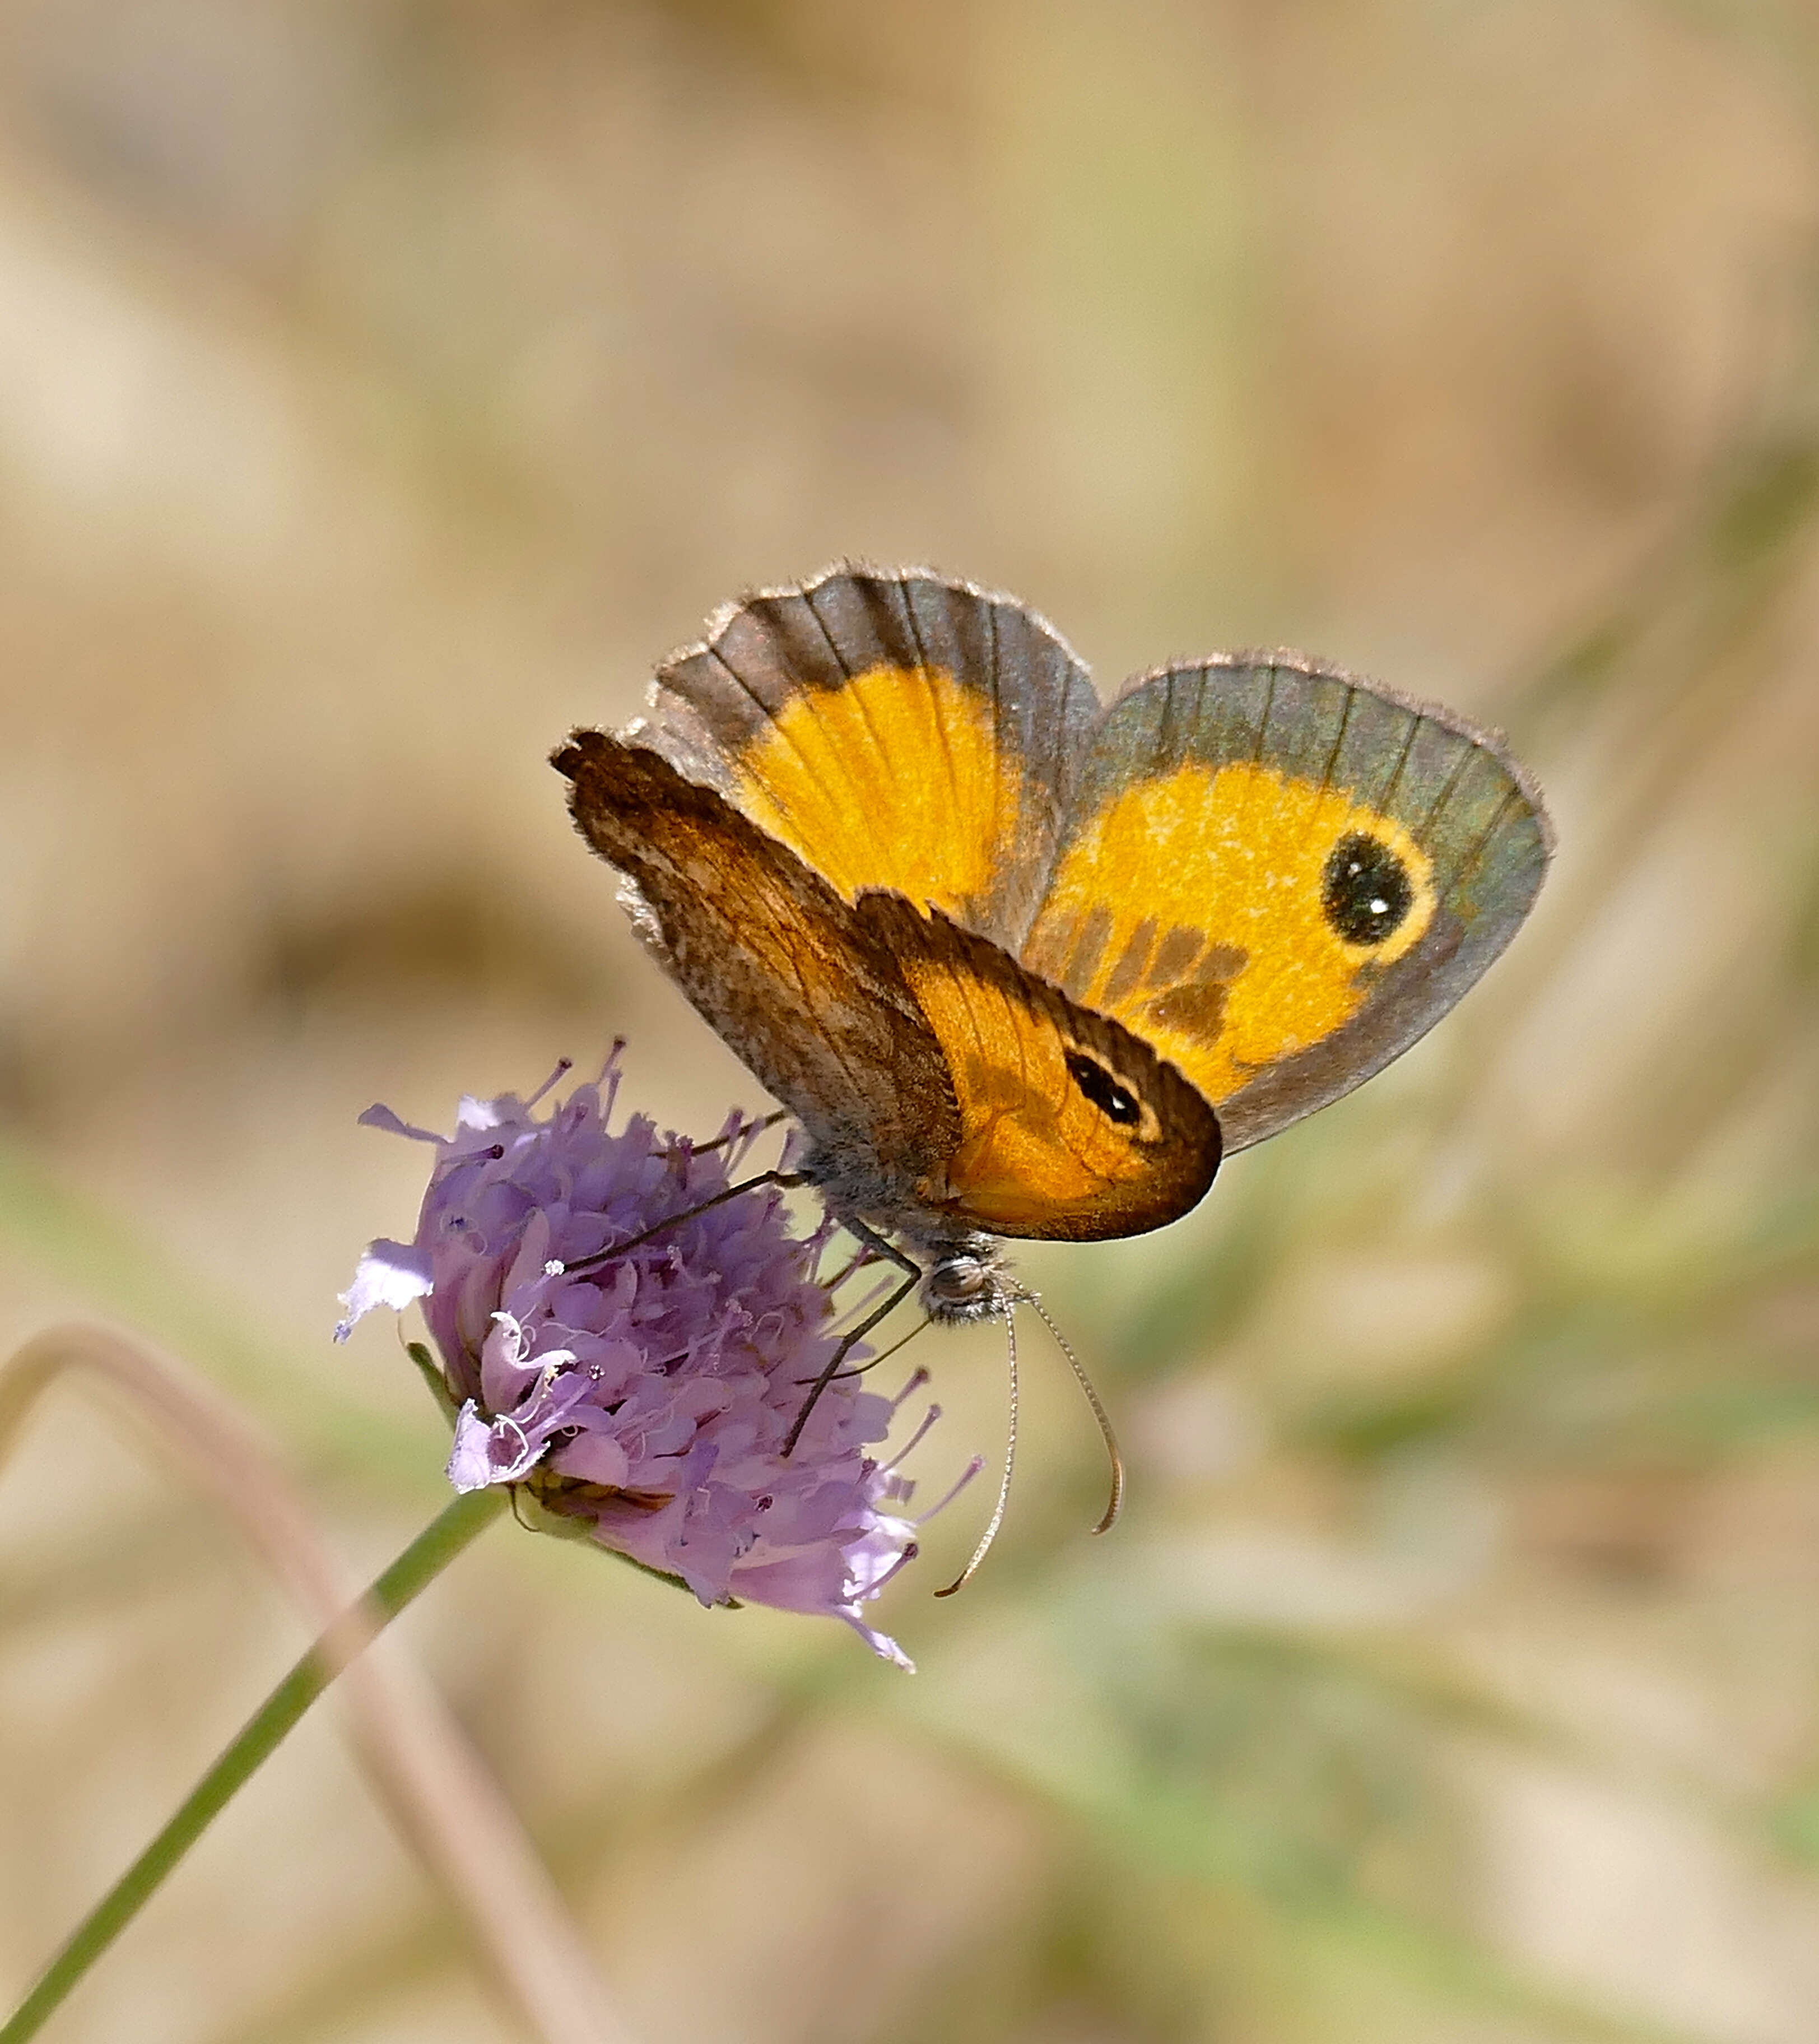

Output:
xmin=1 ymin=1485 xmax=510 ymax=2044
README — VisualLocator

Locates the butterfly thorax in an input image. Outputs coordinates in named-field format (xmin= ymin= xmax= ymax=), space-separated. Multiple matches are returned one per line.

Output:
xmin=795 ymin=1134 xmax=1021 ymax=1323
xmin=917 ymin=1238 xmax=1020 ymax=1325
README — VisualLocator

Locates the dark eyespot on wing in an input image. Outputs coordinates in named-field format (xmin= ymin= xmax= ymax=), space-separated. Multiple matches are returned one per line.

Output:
xmin=1322 ymin=831 xmax=1414 ymax=945
xmin=853 ymin=891 xmax=1223 ymax=1242
xmin=1065 ymin=1051 xmax=1142 ymax=1125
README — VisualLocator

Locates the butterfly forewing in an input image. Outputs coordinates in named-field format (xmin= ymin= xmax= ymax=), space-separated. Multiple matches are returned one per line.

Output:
xmin=556 ymin=732 xmax=961 ymax=1186
xmin=632 ymin=565 xmax=1099 ymax=946
xmin=1024 ymin=655 xmax=1552 ymax=1151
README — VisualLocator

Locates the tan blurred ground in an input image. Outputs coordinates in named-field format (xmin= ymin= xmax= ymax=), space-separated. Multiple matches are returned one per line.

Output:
xmin=3 ymin=4 xmax=1819 ymax=2041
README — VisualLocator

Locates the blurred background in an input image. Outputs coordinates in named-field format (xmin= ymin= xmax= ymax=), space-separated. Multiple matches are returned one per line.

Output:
xmin=2 ymin=1 xmax=1818 ymax=2039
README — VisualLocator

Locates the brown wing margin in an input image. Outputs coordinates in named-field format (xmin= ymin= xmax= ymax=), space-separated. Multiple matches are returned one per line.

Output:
xmin=554 ymin=730 xmax=960 ymax=1186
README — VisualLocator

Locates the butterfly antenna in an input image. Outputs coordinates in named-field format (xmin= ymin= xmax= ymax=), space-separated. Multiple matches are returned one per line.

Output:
xmin=934 ymin=1309 xmax=1019 ymax=1598
xmin=1025 ymin=1292 xmax=1124 ymax=1536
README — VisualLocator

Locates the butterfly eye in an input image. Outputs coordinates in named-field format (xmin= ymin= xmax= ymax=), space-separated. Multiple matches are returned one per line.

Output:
xmin=1065 ymin=1051 xmax=1142 ymax=1126
xmin=1322 ymin=831 xmax=1414 ymax=946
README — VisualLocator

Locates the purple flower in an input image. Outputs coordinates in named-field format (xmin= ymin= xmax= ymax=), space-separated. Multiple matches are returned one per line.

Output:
xmin=338 ymin=1056 xmax=963 ymax=1668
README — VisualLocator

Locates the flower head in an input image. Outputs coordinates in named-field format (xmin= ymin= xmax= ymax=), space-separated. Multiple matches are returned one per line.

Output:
xmin=338 ymin=1054 xmax=951 ymax=1667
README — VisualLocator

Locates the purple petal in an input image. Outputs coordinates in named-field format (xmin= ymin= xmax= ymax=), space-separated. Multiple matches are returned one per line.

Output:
xmin=357 ymin=1103 xmax=446 ymax=1143
xmin=446 ymin=1401 xmax=546 ymax=1490
xmin=334 ymin=1239 xmax=434 ymax=1341
xmin=550 ymin=1430 xmax=632 ymax=1488
xmin=446 ymin=1401 xmax=498 ymax=1492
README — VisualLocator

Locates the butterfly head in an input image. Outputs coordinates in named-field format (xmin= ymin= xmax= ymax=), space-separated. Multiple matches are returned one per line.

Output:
xmin=918 ymin=1233 xmax=1020 ymax=1325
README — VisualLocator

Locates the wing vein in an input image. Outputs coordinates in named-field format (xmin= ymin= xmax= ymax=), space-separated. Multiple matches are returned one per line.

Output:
xmin=1319 ymin=684 xmax=1355 ymax=798
xmin=1455 ymin=782 xmax=1524 ymax=884
xmin=1413 ymin=735 xmax=1477 ymax=844
xmin=1376 ymin=708 xmax=1422 ymax=815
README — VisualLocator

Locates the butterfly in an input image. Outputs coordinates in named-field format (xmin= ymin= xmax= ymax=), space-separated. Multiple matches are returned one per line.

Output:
xmin=553 ymin=565 xmax=1551 ymax=1555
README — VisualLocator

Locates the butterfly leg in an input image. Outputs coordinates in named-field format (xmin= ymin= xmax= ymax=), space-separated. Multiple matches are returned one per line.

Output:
xmin=564 ymin=1168 xmax=808 ymax=1276
xmin=781 ymin=1220 xmax=923 ymax=1458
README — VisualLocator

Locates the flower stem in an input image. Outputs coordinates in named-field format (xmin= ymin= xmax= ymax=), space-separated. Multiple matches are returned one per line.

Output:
xmin=1 ymin=1485 xmax=510 ymax=2044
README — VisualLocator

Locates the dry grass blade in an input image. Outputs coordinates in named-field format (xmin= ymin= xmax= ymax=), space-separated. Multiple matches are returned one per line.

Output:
xmin=0 ymin=1321 xmax=640 ymax=2044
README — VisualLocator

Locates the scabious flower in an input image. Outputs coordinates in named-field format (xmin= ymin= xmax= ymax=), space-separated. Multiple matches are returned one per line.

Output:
xmin=338 ymin=1054 xmax=957 ymax=1669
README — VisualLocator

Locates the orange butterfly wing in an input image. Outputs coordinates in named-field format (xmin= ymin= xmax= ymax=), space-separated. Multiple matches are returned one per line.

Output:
xmin=630 ymin=564 xmax=1096 ymax=945
xmin=1023 ymin=655 xmax=1552 ymax=1150
xmin=556 ymin=731 xmax=959 ymax=1193
xmin=855 ymin=895 xmax=1221 ymax=1241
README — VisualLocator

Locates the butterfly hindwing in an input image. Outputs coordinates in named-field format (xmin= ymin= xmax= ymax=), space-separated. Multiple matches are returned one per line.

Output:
xmin=1023 ymin=654 xmax=1552 ymax=1151
xmin=632 ymin=565 xmax=1100 ymax=945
